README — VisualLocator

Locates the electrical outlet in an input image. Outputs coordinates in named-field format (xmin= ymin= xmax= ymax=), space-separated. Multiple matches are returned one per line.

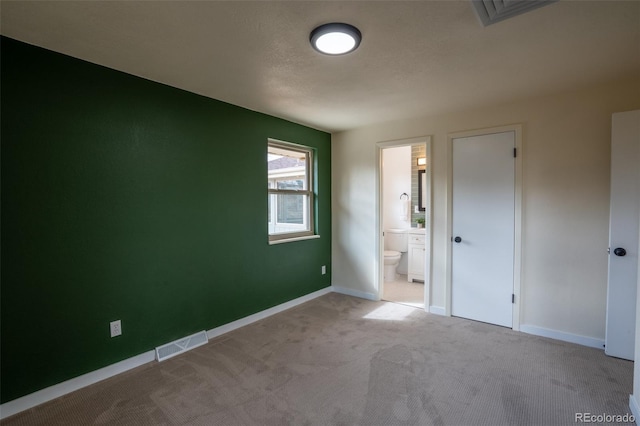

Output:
xmin=110 ymin=320 xmax=122 ymax=338
xmin=321 ymin=265 xmax=326 ymax=275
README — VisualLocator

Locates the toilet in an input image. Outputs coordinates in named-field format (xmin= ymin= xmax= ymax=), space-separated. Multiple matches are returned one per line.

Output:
xmin=384 ymin=229 xmax=408 ymax=282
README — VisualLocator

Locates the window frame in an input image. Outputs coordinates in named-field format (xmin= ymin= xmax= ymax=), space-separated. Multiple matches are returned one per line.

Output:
xmin=267 ymin=139 xmax=315 ymax=243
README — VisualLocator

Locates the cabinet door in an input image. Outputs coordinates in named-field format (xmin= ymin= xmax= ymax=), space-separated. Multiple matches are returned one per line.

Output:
xmin=408 ymin=245 xmax=425 ymax=281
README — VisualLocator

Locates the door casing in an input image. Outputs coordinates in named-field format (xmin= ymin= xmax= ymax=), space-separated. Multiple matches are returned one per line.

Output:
xmin=445 ymin=125 xmax=523 ymax=330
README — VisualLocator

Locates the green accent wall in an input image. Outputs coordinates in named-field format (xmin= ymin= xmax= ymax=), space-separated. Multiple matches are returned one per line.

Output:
xmin=0 ymin=36 xmax=331 ymax=403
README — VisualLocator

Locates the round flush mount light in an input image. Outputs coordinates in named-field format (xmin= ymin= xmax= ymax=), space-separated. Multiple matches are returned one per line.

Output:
xmin=310 ymin=23 xmax=362 ymax=55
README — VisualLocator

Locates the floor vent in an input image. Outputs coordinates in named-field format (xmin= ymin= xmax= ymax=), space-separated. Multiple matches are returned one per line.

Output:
xmin=155 ymin=330 xmax=208 ymax=362
xmin=471 ymin=0 xmax=557 ymax=26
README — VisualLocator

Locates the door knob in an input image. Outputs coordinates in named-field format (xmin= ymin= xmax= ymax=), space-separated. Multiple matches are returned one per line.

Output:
xmin=454 ymin=236 xmax=462 ymax=243
xmin=613 ymin=247 xmax=626 ymax=257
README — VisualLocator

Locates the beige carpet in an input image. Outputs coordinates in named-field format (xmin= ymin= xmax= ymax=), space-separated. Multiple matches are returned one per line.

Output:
xmin=2 ymin=293 xmax=634 ymax=425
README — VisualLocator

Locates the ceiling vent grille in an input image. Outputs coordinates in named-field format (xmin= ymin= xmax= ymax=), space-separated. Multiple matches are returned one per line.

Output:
xmin=471 ymin=0 xmax=557 ymax=26
xmin=155 ymin=330 xmax=208 ymax=362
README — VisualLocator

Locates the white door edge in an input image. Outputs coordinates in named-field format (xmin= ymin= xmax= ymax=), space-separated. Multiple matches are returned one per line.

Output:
xmin=604 ymin=110 xmax=640 ymax=360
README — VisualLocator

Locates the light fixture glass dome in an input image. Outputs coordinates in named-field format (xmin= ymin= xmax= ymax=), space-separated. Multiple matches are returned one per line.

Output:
xmin=310 ymin=23 xmax=361 ymax=55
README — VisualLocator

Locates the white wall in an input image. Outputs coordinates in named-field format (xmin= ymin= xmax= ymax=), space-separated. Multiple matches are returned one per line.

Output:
xmin=332 ymin=75 xmax=640 ymax=341
xmin=382 ymin=146 xmax=412 ymax=230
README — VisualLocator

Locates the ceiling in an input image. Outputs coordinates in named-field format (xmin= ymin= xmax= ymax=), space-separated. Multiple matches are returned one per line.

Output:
xmin=1 ymin=1 xmax=638 ymax=133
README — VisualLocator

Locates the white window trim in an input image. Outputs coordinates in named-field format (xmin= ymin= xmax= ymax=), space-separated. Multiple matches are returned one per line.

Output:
xmin=268 ymin=139 xmax=315 ymax=243
xmin=268 ymin=234 xmax=320 ymax=245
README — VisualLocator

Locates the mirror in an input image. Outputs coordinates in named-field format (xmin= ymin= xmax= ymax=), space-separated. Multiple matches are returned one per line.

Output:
xmin=418 ymin=169 xmax=427 ymax=212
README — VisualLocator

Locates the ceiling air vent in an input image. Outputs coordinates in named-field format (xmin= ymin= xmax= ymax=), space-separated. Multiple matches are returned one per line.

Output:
xmin=471 ymin=0 xmax=557 ymax=26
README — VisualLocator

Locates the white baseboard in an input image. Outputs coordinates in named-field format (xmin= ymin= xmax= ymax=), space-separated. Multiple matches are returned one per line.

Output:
xmin=429 ymin=306 xmax=446 ymax=316
xmin=520 ymin=324 xmax=605 ymax=350
xmin=0 ymin=286 xmax=333 ymax=420
xmin=331 ymin=285 xmax=379 ymax=301
xmin=207 ymin=287 xmax=332 ymax=340
xmin=0 ymin=350 xmax=156 ymax=420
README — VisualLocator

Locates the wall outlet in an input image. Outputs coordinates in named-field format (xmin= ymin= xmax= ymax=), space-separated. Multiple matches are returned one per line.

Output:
xmin=110 ymin=320 xmax=122 ymax=338
xmin=321 ymin=265 xmax=326 ymax=275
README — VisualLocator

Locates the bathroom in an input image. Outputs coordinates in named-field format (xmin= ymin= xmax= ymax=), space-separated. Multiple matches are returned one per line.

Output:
xmin=381 ymin=143 xmax=429 ymax=308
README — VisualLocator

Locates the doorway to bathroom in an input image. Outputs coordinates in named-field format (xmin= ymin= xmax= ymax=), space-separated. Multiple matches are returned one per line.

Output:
xmin=377 ymin=137 xmax=432 ymax=310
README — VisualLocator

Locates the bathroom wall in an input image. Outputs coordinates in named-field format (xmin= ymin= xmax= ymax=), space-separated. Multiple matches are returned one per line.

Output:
xmin=0 ymin=37 xmax=332 ymax=403
xmin=332 ymin=74 xmax=640 ymax=343
xmin=382 ymin=146 xmax=411 ymax=274
xmin=382 ymin=146 xmax=412 ymax=231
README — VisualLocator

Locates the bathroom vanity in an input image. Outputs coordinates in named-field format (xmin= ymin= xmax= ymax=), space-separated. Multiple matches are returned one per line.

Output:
xmin=407 ymin=228 xmax=425 ymax=282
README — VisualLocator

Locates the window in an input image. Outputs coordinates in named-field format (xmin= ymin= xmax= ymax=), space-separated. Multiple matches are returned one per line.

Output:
xmin=268 ymin=139 xmax=314 ymax=242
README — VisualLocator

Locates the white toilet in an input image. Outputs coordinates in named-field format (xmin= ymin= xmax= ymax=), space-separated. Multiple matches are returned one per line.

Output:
xmin=384 ymin=229 xmax=408 ymax=282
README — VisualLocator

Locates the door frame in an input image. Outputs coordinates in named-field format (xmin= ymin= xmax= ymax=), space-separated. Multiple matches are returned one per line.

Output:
xmin=445 ymin=124 xmax=523 ymax=330
xmin=376 ymin=136 xmax=432 ymax=310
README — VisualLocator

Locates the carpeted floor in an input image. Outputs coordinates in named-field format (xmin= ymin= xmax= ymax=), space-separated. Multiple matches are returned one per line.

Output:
xmin=2 ymin=293 xmax=634 ymax=425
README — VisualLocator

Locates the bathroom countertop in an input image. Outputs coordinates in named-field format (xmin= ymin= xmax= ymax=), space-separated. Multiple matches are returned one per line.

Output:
xmin=408 ymin=228 xmax=426 ymax=234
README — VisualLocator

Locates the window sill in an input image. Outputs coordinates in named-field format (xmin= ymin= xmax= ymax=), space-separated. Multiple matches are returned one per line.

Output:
xmin=269 ymin=235 xmax=320 ymax=245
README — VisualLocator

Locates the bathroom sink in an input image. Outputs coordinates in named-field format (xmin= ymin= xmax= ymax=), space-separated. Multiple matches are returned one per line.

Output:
xmin=388 ymin=228 xmax=408 ymax=233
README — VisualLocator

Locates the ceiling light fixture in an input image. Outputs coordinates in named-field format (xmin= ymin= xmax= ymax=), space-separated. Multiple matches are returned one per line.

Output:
xmin=310 ymin=23 xmax=362 ymax=55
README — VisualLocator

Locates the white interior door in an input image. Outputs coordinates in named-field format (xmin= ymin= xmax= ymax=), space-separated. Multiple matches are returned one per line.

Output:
xmin=605 ymin=110 xmax=640 ymax=361
xmin=451 ymin=131 xmax=515 ymax=327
